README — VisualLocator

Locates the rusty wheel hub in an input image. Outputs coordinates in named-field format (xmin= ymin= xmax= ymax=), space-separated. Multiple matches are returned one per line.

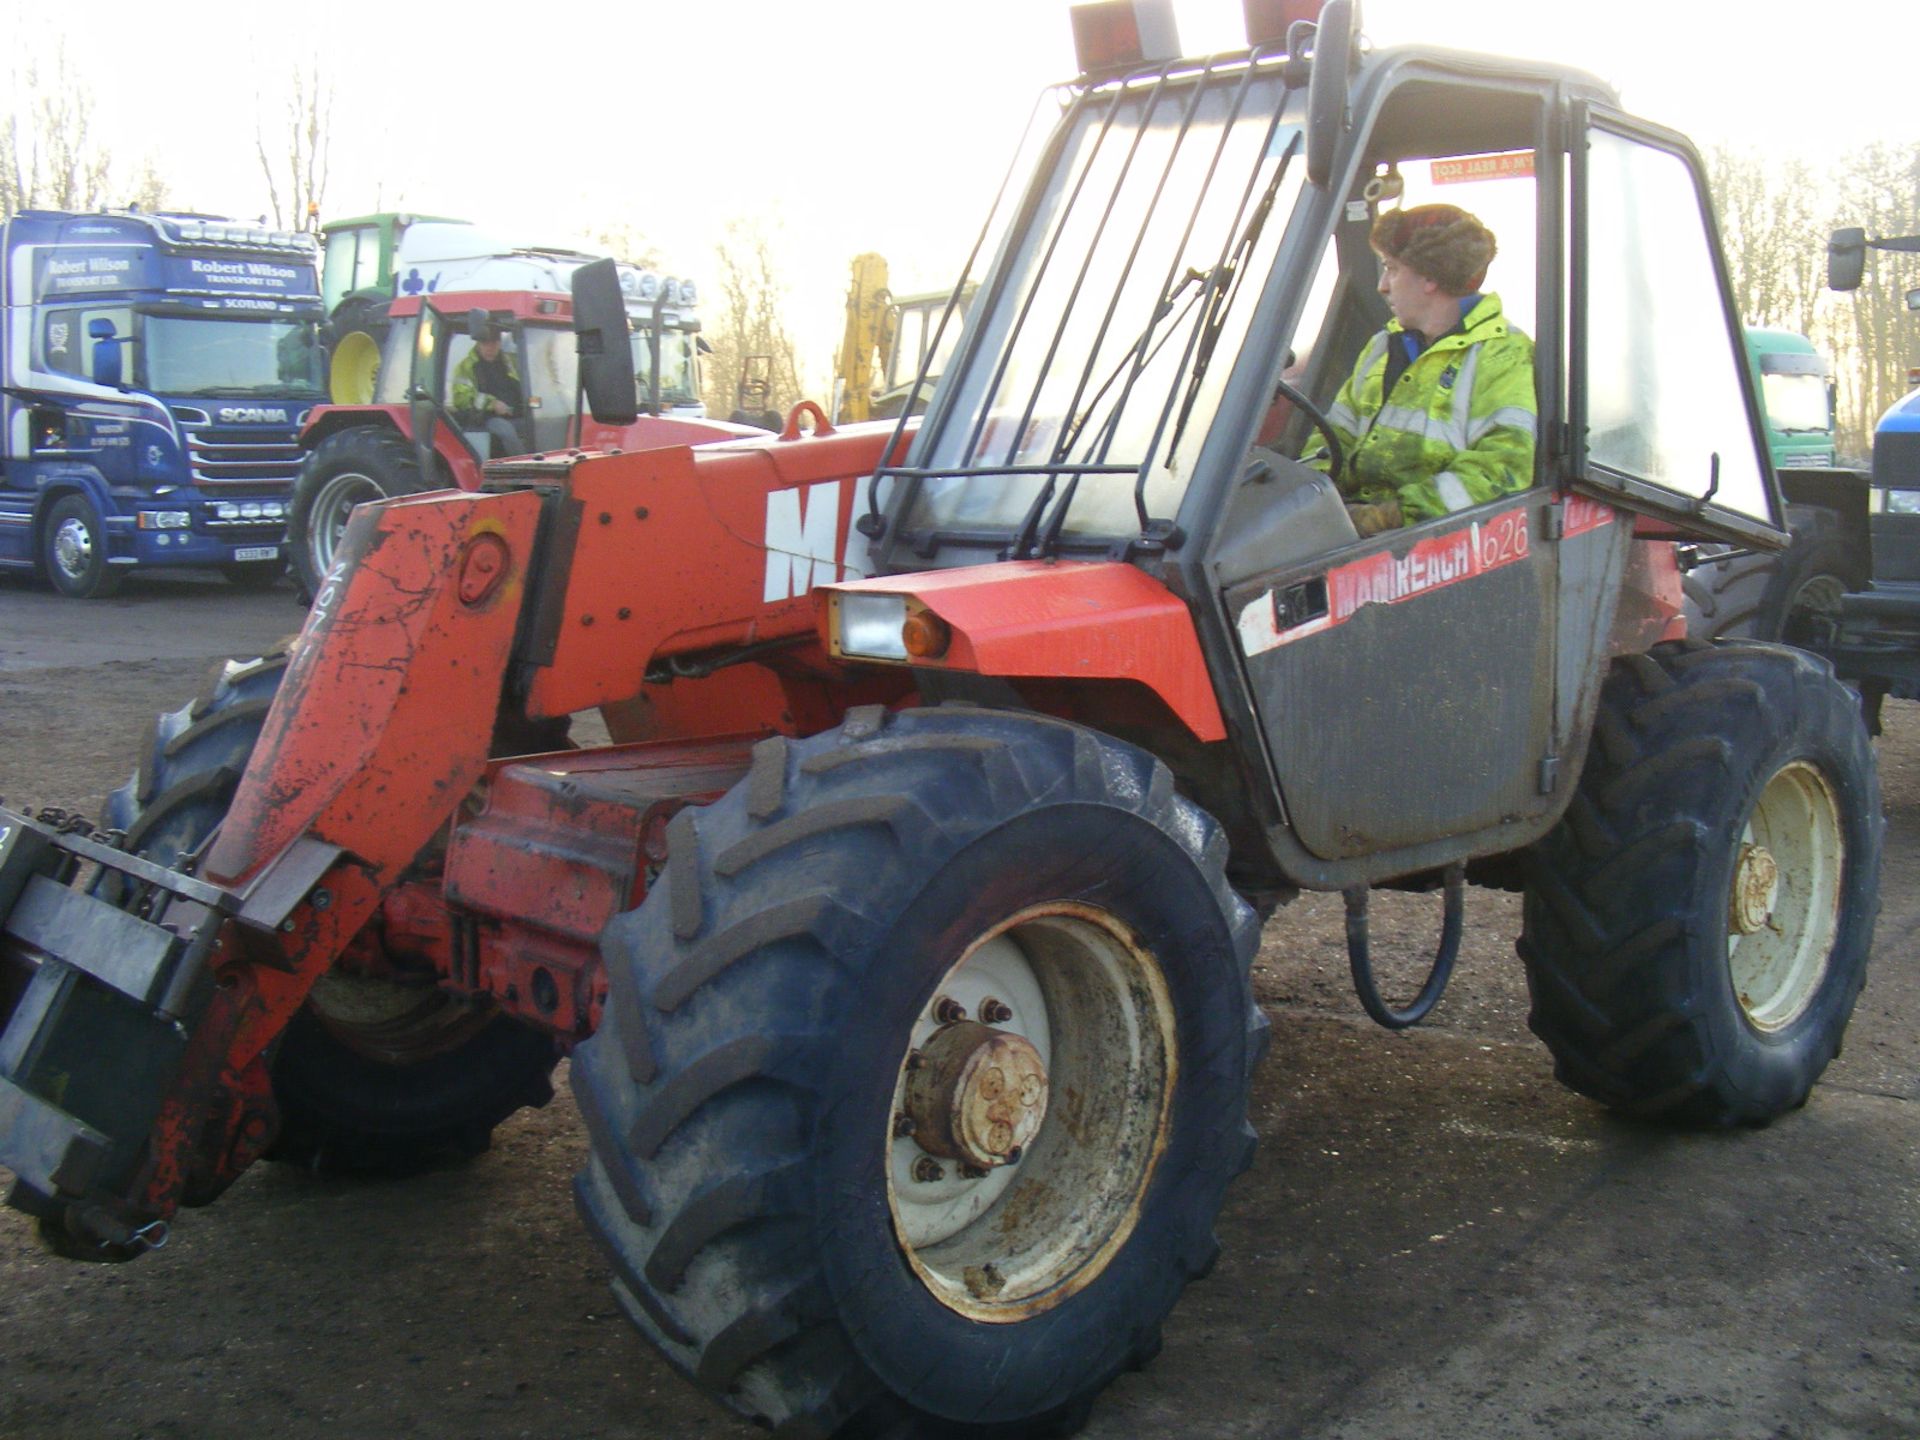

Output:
xmin=1729 ymin=841 xmax=1780 ymax=936
xmin=904 ymin=1019 xmax=1048 ymax=1169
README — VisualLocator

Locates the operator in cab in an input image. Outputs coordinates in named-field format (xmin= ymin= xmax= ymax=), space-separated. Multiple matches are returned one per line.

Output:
xmin=1311 ymin=204 xmax=1536 ymax=537
xmin=452 ymin=319 xmax=531 ymax=458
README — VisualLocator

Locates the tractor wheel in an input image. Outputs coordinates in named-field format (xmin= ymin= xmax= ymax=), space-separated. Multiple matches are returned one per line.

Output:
xmin=105 ymin=652 xmax=557 ymax=1178
xmin=287 ymin=426 xmax=432 ymax=599
xmin=572 ymin=706 xmax=1265 ymax=1437
xmin=1680 ymin=505 xmax=1865 ymax=647
xmin=1520 ymin=640 xmax=1881 ymax=1126
xmin=41 ymin=493 xmax=123 ymax=599
xmin=324 ymin=295 xmax=391 ymax=405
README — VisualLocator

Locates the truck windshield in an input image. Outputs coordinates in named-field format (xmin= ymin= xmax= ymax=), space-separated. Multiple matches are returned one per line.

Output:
xmin=1760 ymin=371 xmax=1832 ymax=434
xmin=142 ymin=314 xmax=325 ymax=397
xmin=901 ymin=65 xmax=1305 ymax=547
xmin=633 ymin=329 xmax=702 ymax=406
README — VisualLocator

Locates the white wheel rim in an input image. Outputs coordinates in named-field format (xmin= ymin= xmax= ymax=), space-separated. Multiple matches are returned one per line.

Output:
xmin=310 ymin=471 xmax=384 ymax=575
xmin=885 ymin=902 xmax=1176 ymax=1322
xmin=1727 ymin=760 xmax=1843 ymax=1031
xmin=52 ymin=515 xmax=94 ymax=580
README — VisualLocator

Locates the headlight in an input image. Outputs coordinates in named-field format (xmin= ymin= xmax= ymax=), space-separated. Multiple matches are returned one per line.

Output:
xmin=240 ymin=502 xmax=262 ymax=519
xmin=137 ymin=510 xmax=192 ymax=530
xmin=1885 ymin=490 xmax=1920 ymax=515
xmin=838 ymin=593 xmax=910 ymax=660
xmin=216 ymin=502 xmax=241 ymax=520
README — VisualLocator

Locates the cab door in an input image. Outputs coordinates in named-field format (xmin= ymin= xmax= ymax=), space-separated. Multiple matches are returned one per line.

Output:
xmin=1570 ymin=108 xmax=1785 ymax=546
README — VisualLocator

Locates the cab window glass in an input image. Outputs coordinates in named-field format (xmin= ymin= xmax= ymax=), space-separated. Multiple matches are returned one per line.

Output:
xmin=42 ymin=307 xmax=134 ymax=379
xmin=1584 ymin=130 xmax=1768 ymax=521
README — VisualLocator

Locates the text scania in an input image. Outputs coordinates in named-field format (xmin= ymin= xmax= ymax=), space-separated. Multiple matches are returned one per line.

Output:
xmin=217 ymin=407 xmax=290 ymax=425
xmin=762 ymin=476 xmax=890 ymax=602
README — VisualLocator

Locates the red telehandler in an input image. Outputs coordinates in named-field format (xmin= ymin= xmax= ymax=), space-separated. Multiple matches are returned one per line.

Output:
xmin=0 ymin=3 xmax=1880 ymax=1434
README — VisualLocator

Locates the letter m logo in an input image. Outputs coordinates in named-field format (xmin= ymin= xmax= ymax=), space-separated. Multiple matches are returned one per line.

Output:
xmin=763 ymin=480 xmax=843 ymax=602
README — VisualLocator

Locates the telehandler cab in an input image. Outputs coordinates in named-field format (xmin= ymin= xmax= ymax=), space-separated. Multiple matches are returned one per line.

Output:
xmin=0 ymin=4 xmax=1880 ymax=1435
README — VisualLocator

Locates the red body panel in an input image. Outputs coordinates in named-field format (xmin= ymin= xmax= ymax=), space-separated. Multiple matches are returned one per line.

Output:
xmin=823 ymin=561 xmax=1229 ymax=743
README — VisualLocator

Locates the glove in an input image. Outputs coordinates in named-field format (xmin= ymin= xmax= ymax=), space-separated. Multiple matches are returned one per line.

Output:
xmin=1345 ymin=498 xmax=1402 ymax=537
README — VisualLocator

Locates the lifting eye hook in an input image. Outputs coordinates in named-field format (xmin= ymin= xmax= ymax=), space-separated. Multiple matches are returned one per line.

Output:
xmin=1342 ymin=863 xmax=1465 ymax=1030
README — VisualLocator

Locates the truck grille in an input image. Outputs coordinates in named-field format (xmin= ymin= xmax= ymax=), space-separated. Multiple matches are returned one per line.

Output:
xmin=182 ymin=424 xmax=304 ymax=489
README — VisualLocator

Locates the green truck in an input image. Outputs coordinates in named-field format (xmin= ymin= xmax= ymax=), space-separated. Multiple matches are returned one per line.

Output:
xmin=1681 ymin=327 xmax=1866 ymax=643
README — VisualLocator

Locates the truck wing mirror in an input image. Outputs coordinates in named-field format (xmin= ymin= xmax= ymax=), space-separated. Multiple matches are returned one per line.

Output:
xmin=1827 ymin=227 xmax=1866 ymax=292
xmin=571 ymin=258 xmax=638 ymax=427
xmin=1305 ymin=0 xmax=1360 ymax=190
xmin=1907 ymin=288 xmax=1920 ymax=313
xmin=88 ymin=319 xmax=123 ymax=389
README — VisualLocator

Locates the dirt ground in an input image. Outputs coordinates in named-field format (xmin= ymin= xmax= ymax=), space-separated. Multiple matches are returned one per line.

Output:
xmin=0 ymin=571 xmax=1915 ymax=1439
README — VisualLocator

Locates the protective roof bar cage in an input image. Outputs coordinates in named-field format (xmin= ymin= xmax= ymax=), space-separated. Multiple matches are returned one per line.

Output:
xmin=869 ymin=41 xmax=1306 ymax=558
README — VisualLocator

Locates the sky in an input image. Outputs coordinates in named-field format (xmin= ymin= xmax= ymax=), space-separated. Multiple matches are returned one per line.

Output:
xmin=10 ymin=0 xmax=1916 ymax=392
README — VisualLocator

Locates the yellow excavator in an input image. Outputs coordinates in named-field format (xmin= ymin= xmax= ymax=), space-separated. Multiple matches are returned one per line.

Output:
xmin=832 ymin=253 xmax=975 ymax=424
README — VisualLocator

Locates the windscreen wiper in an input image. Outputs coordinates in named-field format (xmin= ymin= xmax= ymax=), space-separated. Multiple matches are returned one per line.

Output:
xmin=1055 ymin=268 xmax=1208 ymax=463
xmin=1166 ymin=131 xmax=1301 ymax=458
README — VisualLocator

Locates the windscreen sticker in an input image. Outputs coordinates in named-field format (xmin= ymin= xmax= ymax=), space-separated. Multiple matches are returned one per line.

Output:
xmin=1235 ymin=499 xmax=1614 ymax=658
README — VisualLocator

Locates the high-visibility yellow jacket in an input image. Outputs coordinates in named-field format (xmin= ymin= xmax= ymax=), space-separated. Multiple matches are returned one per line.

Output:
xmin=1314 ymin=294 xmax=1536 ymax=524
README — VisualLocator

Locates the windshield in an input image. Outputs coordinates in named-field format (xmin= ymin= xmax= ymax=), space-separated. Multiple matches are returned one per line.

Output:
xmin=142 ymin=314 xmax=325 ymax=397
xmin=903 ymin=65 xmax=1305 ymax=545
xmin=633 ymin=328 xmax=701 ymax=407
xmin=1760 ymin=371 xmax=1831 ymax=434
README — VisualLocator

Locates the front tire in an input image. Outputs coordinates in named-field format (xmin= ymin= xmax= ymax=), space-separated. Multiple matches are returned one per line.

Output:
xmin=287 ymin=426 xmax=432 ymax=599
xmin=572 ymin=707 xmax=1264 ymax=1437
xmin=1521 ymin=641 xmax=1881 ymax=1125
xmin=41 ymin=493 xmax=123 ymax=599
xmin=106 ymin=652 xmax=557 ymax=1177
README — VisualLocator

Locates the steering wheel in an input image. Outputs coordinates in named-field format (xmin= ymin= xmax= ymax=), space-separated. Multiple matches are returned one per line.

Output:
xmin=1271 ymin=374 xmax=1344 ymax=486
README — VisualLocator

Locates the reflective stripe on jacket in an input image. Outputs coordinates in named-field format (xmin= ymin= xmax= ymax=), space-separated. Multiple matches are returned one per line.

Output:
xmin=1316 ymin=293 xmax=1536 ymax=523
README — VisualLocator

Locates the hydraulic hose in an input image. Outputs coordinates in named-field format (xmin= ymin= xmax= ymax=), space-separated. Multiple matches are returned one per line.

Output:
xmin=1342 ymin=864 xmax=1465 ymax=1030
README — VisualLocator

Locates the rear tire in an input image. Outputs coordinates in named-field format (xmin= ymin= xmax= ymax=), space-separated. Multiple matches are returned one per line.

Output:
xmin=1681 ymin=505 xmax=1865 ymax=646
xmin=105 ymin=652 xmax=557 ymax=1177
xmin=287 ymin=426 xmax=432 ymax=599
xmin=1521 ymin=640 xmax=1881 ymax=1125
xmin=572 ymin=706 xmax=1264 ymax=1437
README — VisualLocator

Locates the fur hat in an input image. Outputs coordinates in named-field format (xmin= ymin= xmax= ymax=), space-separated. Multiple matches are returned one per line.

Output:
xmin=1370 ymin=204 xmax=1497 ymax=296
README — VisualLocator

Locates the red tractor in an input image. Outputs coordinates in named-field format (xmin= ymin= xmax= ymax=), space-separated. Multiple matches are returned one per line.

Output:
xmin=287 ymin=287 xmax=741 ymax=595
xmin=0 ymin=5 xmax=1881 ymax=1436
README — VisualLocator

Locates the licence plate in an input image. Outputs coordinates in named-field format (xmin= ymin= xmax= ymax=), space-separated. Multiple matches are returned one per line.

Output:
xmin=231 ymin=546 xmax=280 ymax=563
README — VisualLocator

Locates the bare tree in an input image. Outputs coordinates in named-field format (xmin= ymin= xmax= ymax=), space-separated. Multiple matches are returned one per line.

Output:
xmin=588 ymin=220 xmax=663 ymax=270
xmin=0 ymin=45 xmax=159 ymax=220
xmin=1707 ymin=146 xmax=1827 ymax=336
xmin=256 ymin=63 xmax=331 ymax=230
xmin=704 ymin=218 xmax=802 ymax=424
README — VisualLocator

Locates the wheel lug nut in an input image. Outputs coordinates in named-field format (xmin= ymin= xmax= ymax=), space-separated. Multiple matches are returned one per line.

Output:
xmin=912 ymin=1156 xmax=945 ymax=1183
xmin=958 ymin=1162 xmax=989 ymax=1180
xmin=979 ymin=997 xmax=1013 ymax=1025
xmin=933 ymin=996 xmax=967 ymax=1024
xmin=893 ymin=1113 xmax=916 ymax=1139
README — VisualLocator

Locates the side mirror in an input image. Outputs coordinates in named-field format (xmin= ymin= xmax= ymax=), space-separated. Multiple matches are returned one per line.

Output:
xmin=1305 ymin=0 xmax=1360 ymax=190
xmin=1828 ymin=227 xmax=1866 ymax=292
xmin=572 ymin=258 xmax=638 ymax=426
xmin=1907 ymin=288 xmax=1920 ymax=313
xmin=88 ymin=317 xmax=123 ymax=388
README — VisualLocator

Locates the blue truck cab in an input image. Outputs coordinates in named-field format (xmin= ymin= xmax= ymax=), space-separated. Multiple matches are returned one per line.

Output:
xmin=0 ymin=210 xmax=325 ymax=596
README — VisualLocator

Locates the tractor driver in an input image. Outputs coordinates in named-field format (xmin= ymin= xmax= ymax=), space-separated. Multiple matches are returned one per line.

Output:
xmin=1309 ymin=204 xmax=1537 ymax=537
xmin=452 ymin=319 xmax=532 ymax=458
